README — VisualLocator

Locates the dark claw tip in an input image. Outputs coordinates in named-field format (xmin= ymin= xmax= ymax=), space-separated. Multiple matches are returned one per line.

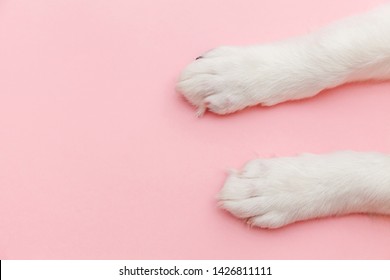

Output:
xmin=195 ymin=56 xmax=203 ymax=60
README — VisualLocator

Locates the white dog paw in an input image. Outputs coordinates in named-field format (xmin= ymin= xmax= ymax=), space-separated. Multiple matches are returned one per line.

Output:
xmin=218 ymin=157 xmax=314 ymax=228
xmin=177 ymin=44 xmax=325 ymax=115
xmin=217 ymin=152 xmax=388 ymax=228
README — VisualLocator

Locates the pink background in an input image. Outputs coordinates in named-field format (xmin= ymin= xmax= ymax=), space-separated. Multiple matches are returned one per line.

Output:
xmin=0 ymin=0 xmax=390 ymax=259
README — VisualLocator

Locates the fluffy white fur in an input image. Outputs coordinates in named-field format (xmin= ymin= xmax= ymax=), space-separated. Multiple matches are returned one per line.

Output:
xmin=219 ymin=151 xmax=390 ymax=228
xmin=177 ymin=4 xmax=390 ymax=228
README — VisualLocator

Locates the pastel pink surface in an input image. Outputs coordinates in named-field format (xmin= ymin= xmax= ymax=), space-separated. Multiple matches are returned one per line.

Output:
xmin=0 ymin=0 xmax=390 ymax=259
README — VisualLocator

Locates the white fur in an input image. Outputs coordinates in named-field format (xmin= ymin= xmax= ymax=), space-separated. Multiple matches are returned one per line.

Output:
xmin=177 ymin=4 xmax=390 ymax=115
xmin=177 ymin=4 xmax=390 ymax=228
xmin=219 ymin=151 xmax=390 ymax=228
